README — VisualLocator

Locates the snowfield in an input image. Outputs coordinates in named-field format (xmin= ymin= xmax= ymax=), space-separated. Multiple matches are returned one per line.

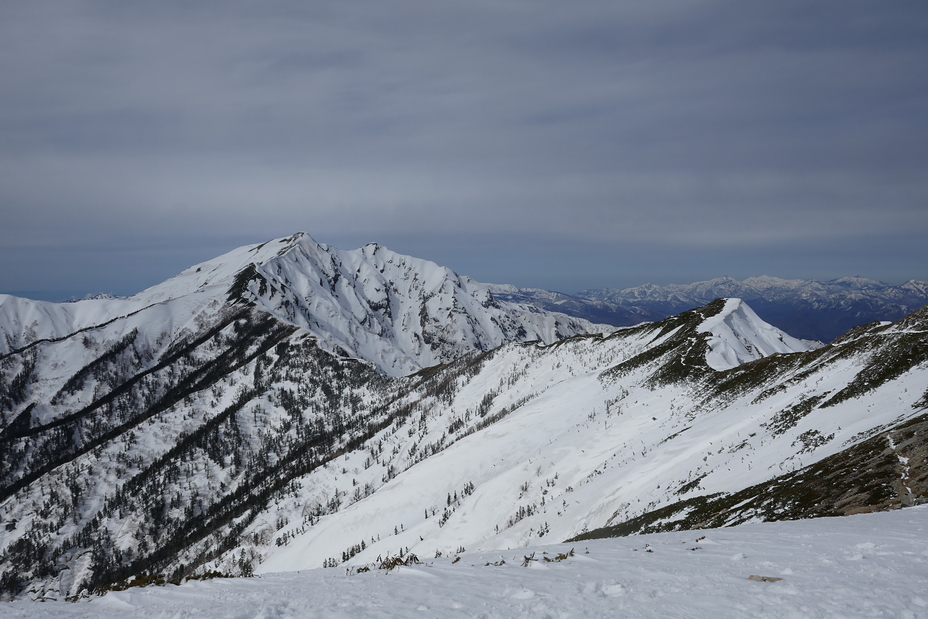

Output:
xmin=6 ymin=505 xmax=927 ymax=618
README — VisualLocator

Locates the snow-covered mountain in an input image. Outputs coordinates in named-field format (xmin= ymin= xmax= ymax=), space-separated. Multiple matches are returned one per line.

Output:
xmin=254 ymin=299 xmax=921 ymax=576
xmin=0 ymin=233 xmax=607 ymax=375
xmin=1 ymin=235 xmax=926 ymax=602
xmin=575 ymin=275 xmax=928 ymax=342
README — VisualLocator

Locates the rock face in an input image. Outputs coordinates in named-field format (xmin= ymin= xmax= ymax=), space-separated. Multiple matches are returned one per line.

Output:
xmin=1 ymin=234 xmax=926 ymax=602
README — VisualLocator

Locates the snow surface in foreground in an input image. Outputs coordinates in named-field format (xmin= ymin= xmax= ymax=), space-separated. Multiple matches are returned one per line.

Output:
xmin=7 ymin=506 xmax=928 ymax=618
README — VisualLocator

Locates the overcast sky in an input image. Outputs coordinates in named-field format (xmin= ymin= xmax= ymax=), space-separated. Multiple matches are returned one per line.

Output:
xmin=1 ymin=1 xmax=927 ymax=299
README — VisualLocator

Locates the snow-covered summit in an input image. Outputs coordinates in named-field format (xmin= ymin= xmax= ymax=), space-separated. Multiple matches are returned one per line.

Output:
xmin=699 ymin=298 xmax=821 ymax=370
xmin=193 ymin=232 xmax=610 ymax=375
xmin=129 ymin=232 xmax=316 ymax=304
xmin=0 ymin=233 xmax=610 ymax=376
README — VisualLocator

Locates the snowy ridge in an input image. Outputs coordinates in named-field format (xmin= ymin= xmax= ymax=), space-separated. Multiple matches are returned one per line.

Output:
xmin=255 ymin=302 xmax=907 ymax=575
xmin=0 ymin=295 xmax=147 ymax=356
xmin=131 ymin=232 xmax=610 ymax=375
xmin=0 ymin=236 xmax=290 ymax=356
xmin=220 ymin=234 xmax=610 ymax=376
xmin=698 ymin=298 xmax=820 ymax=370
xmin=0 ymin=233 xmax=608 ymax=376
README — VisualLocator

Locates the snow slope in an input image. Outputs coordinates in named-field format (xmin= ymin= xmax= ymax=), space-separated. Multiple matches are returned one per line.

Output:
xmin=252 ymin=301 xmax=915 ymax=575
xmin=0 ymin=294 xmax=147 ymax=356
xmin=6 ymin=506 xmax=928 ymax=618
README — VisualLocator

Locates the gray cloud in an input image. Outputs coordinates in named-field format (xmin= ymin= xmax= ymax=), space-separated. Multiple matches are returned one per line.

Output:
xmin=1 ymin=0 xmax=926 ymax=297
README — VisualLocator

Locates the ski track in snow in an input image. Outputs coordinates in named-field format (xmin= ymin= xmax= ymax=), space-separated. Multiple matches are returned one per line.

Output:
xmin=6 ymin=506 xmax=927 ymax=618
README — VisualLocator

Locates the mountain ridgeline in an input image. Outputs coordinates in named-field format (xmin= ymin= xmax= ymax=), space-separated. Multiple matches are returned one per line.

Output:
xmin=492 ymin=276 xmax=928 ymax=342
xmin=0 ymin=233 xmax=926 ymax=601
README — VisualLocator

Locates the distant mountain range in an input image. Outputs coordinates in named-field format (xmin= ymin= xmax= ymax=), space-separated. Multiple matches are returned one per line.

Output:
xmin=1 ymin=233 xmax=926 ymax=601
xmin=491 ymin=276 xmax=928 ymax=342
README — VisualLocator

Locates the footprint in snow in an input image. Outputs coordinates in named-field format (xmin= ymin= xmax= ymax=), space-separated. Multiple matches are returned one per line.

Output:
xmin=601 ymin=581 xmax=627 ymax=597
xmin=581 ymin=580 xmax=626 ymax=597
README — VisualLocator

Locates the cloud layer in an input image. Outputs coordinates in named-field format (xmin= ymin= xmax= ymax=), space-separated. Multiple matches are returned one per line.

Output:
xmin=2 ymin=1 xmax=926 ymax=296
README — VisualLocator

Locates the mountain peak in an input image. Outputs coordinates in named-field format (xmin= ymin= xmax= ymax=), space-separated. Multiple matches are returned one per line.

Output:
xmin=102 ymin=233 xmax=610 ymax=376
xmin=698 ymin=298 xmax=820 ymax=370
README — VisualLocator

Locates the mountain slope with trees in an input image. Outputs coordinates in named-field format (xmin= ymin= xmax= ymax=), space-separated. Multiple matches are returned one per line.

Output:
xmin=0 ymin=236 xmax=926 ymax=601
